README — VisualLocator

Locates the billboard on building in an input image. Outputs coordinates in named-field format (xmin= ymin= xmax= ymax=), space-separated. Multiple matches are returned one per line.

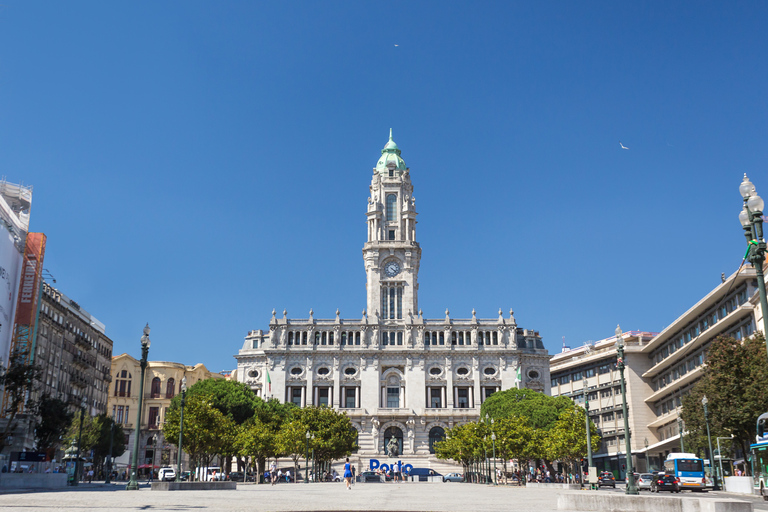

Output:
xmin=10 ymin=232 xmax=46 ymax=363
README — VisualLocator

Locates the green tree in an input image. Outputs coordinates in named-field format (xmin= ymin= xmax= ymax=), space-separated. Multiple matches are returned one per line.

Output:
xmin=435 ymin=423 xmax=476 ymax=475
xmin=34 ymin=395 xmax=74 ymax=458
xmin=546 ymin=407 xmax=600 ymax=478
xmin=90 ymin=415 xmax=127 ymax=476
xmin=63 ymin=413 xmax=126 ymax=475
xmin=300 ymin=407 xmax=357 ymax=470
xmin=681 ymin=333 xmax=768 ymax=474
xmin=0 ymin=350 xmax=40 ymax=453
xmin=162 ymin=394 xmax=233 ymax=479
xmin=235 ymin=416 xmax=276 ymax=482
xmin=481 ymin=388 xmax=573 ymax=430
xmin=493 ymin=416 xmax=536 ymax=475
xmin=275 ymin=417 xmax=309 ymax=481
xmin=184 ymin=378 xmax=261 ymax=424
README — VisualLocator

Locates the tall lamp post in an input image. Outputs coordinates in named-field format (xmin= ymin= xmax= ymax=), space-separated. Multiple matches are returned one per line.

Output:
xmin=311 ymin=433 xmax=316 ymax=482
xmin=616 ymin=325 xmax=638 ymax=495
xmin=739 ymin=175 xmax=768 ymax=343
xmin=105 ymin=421 xmax=115 ymax=484
xmin=74 ymin=395 xmax=87 ymax=486
xmin=491 ymin=431 xmax=497 ymax=485
xmin=126 ymin=324 xmax=151 ymax=491
xmin=702 ymin=396 xmax=719 ymax=490
xmin=584 ymin=379 xmax=594 ymax=488
xmin=175 ymin=377 xmax=187 ymax=482
xmin=305 ymin=431 xmax=310 ymax=484
xmin=151 ymin=434 xmax=158 ymax=480
xmin=677 ymin=407 xmax=685 ymax=452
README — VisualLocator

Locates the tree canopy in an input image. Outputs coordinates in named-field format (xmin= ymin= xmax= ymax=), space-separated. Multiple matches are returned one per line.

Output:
xmin=184 ymin=379 xmax=261 ymax=424
xmin=35 ymin=395 xmax=74 ymax=456
xmin=480 ymin=387 xmax=574 ymax=430
xmin=681 ymin=333 xmax=768 ymax=472
xmin=439 ymin=388 xmax=599 ymax=477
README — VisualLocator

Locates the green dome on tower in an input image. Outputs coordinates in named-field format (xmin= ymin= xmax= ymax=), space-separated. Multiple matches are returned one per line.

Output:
xmin=376 ymin=129 xmax=407 ymax=173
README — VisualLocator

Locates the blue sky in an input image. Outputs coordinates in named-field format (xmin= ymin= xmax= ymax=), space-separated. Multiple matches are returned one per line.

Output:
xmin=1 ymin=2 xmax=766 ymax=372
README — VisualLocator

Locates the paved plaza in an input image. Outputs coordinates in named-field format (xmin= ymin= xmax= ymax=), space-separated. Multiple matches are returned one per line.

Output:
xmin=1 ymin=482 xmax=768 ymax=512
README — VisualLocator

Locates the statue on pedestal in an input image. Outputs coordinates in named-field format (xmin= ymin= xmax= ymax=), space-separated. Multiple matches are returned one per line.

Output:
xmin=387 ymin=436 xmax=399 ymax=458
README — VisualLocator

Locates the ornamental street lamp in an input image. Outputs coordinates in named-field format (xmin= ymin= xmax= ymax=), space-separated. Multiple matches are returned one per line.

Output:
xmin=305 ymin=431 xmax=310 ymax=484
xmin=176 ymin=376 xmax=187 ymax=482
xmin=616 ymin=325 xmax=638 ymax=495
xmin=151 ymin=434 xmax=158 ymax=480
xmin=739 ymin=175 xmax=768 ymax=345
xmin=483 ymin=435 xmax=488 ymax=484
xmin=126 ymin=324 xmax=151 ymax=491
xmin=702 ymin=396 xmax=719 ymax=490
xmin=311 ymin=433 xmax=316 ymax=482
xmin=584 ymin=379 xmax=594 ymax=489
xmin=74 ymin=395 xmax=87 ymax=486
xmin=491 ymin=431 xmax=497 ymax=486
xmin=105 ymin=421 xmax=115 ymax=484
xmin=677 ymin=407 xmax=685 ymax=452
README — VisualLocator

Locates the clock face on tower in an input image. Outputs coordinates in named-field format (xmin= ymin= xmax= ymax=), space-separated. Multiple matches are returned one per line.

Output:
xmin=384 ymin=261 xmax=401 ymax=277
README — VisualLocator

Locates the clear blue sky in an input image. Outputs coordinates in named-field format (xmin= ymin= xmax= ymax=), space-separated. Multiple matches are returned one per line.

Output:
xmin=1 ymin=2 xmax=766 ymax=372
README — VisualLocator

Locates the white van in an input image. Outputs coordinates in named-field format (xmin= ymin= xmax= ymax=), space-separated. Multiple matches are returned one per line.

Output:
xmin=158 ymin=467 xmax=176 ymax=481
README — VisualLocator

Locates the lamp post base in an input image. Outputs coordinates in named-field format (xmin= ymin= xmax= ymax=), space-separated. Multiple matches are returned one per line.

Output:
xmin=126 ymin=478 xmax=140 ymax=490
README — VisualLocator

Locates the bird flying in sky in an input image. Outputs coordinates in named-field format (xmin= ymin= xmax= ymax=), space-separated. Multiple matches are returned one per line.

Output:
xmin=619 ymin=142 xmax=629 ymax=150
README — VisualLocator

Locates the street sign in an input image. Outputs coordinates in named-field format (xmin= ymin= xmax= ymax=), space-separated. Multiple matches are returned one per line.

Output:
xmin=12 ymin=451 xmax=47 ymax=462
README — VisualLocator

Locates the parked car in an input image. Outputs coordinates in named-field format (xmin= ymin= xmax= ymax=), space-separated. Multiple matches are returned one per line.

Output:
xmin=625 ymin=472 xmax=639 ymax=485
xmin=635 ymin=473 xmax=654 ymax=490
xmin=360 ymin=471 xmax=382 ymax=482
xmin=651 ymin=474 xmax=681 ymax=493
xmin=443 ymin=472 xmax=463 ymax=482
xmin=598 ymin=471 xmax=616 ymax=488
xmin=179 ymin=471 xmax=191 ymax=481
xmin=157 ymin=467 xmax=176 ymax=482
xmin=409 ymin=468 xmax=443 ymax=482
xmin=230 ymin=472 xmax=256 ymax=482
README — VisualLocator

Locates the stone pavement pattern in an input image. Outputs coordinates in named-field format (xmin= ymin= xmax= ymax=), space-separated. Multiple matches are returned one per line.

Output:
xmin=1 ymin=483 xmax=768 ymax=512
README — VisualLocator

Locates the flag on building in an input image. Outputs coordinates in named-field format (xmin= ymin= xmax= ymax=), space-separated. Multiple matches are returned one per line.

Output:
xmin=516 ymin=366 xmax=522 ymax=389
xmin=266 ymin=368 xmax=272 ymax=392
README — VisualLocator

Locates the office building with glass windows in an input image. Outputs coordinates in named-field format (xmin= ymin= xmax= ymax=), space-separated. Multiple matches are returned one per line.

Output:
xmin=234 ymin=132 xmax=551 ymax=458
xmin=550 ymin=264 xmax=764 ymax=477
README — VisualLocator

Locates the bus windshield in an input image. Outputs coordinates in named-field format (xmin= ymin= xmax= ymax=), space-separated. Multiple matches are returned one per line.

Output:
xmin=677 ymin=459 xmax=703 ymax=473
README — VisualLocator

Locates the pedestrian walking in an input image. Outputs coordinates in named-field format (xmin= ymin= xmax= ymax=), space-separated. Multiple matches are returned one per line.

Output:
xmin=270 ymin=461 xmax=277 ymax=485
xmin=343 ymin=458 xmax=353 ymax=490
xmin=351 ymin=464 xmax=356 ymax=486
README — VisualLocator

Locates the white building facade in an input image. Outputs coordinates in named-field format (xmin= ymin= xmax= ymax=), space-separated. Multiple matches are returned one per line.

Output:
xmin=235 ymin=132 xmax=550 ymax=457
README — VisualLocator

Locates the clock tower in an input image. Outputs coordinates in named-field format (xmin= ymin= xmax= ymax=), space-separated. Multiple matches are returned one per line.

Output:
xmin=363 ymin=130 xmax=421 ymax=321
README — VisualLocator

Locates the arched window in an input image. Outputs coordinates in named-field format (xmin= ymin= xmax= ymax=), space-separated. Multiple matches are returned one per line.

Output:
xmin=115 ymin=370 xmax=132 ymax=397
xmin=166 ymin=378 xmax=175 ymax=398
xmin=150 ymin=377 xmax=161 ymax=398
xmin=429 ymin=427 xmax=445 ymax=454
xmin=386 ymin=194 xmax=397 ymax=221
xmin=383 ymin=426 xmax=403 ymax=455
